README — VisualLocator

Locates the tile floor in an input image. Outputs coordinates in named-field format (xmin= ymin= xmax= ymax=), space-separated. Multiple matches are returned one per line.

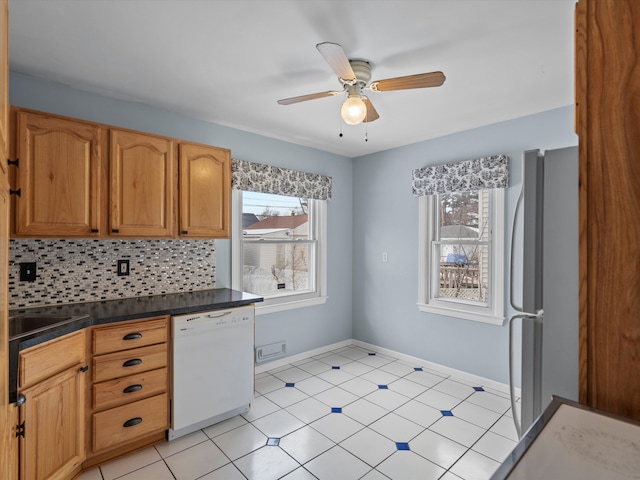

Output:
xmin=79 ymin=345 xmax=520 ymax=480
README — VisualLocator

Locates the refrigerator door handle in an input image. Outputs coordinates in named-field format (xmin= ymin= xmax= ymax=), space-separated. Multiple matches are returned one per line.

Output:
xmin=508 ymin=309 xmax=544 ymax=439
xmin=510 ymin=187 xmax=525 ymax=313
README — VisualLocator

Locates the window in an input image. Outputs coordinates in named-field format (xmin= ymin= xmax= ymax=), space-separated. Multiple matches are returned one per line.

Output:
xmin=418 ymin=189 xmax=504 ymax=324
xmin=232 ymin=190 xmax=327 ymax=314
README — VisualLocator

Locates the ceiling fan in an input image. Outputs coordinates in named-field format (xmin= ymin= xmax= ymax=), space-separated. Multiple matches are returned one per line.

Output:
xmin=277 ymin=42 xmax=446 ymax=125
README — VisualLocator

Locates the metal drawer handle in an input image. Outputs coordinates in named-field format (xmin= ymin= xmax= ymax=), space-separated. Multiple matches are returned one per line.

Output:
xmin=123 ymin=333 xmax=142 ymax=341
xmin=123 ymin=384 xmax=143 ymax=394
xmin=123 ymin=417 xmax=142 ymax=428
xmin=122 ymin=358 xmax=142 ymax=367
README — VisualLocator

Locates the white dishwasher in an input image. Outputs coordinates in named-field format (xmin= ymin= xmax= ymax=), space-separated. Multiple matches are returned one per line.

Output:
xmin=168 ymin=305 xmax=255 ymax=441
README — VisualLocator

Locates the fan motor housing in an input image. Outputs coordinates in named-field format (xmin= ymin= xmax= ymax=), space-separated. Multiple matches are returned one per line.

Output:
xmin=349 ymin=59 xmax=373 ymax=84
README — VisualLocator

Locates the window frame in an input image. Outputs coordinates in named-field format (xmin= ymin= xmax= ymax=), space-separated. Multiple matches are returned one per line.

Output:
xmin=417 ymin=188 xmax=505 ymax=325
xmin=232 ymin=190 xmax=327 ymax=315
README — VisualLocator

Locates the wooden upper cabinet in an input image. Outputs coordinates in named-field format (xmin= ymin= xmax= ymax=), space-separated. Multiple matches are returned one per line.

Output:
xmin=179 ymin=142 xmax=230 ymax=238
xmin=7 ymin=108 xmax=232 ymax=239
xmin=110 ymin=129 xmax=176 ymax=237
xmin=13 ymin=111 xmax=103 ymax=236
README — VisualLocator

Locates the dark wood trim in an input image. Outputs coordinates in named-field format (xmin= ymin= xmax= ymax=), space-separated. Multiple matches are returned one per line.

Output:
xmin=577 ymin=0 xmax=640 ymax=420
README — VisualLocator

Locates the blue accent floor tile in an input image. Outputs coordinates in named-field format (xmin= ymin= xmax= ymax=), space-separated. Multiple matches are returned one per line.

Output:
xmin=474 ymin=386 xmax=485 ymax=391
xmin=441 ymin=410 xmax=454 ymax=417
xmin=332 ymin=366 xmax=340 ymax=370
xmin=266 ymin=438 xmax=280 ymax=446
xmin=285 ymin=383 xmax=295 ymax=387
xmin=414 ymin=367 xmax=423 ymax=371
xmin=378 ymin=385 xmax=388 ymax=389
xmin=331 ymin=407 xmax=342 ymax=413
xmin=396 ymin=442 xmax=410 ymax=451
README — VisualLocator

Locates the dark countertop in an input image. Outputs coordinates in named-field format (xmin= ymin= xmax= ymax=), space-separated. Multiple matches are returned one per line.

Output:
xmin=8 ymin=288 xmax=263 ymax=404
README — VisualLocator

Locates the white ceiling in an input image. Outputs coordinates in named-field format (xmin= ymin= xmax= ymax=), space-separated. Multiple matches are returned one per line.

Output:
xmin=8 ymin=0 xmax=576 ymax=158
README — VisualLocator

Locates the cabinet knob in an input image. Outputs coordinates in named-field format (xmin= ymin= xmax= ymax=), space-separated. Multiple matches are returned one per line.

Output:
xmin=122 ymin=358 xmax=142 ymax=367
xmin=182 ymin=230 xmax=188 ymax=235
xmin=14 ymin=393 xmax=26 ymax=407
xmin=123 ymin=384 xmax=143 ymax=394
xmin=112 ymin=229 xmax=120 ymax=233
xmin=123 ymin=417 xmax=143 ymax=428
xmin=123 ymin=332 xmax=142 ymax=341
xmin=80 ymin=365 xmax=89 ymax=373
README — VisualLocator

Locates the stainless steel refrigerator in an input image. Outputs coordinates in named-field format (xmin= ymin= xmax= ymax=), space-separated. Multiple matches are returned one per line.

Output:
xmin=508 ymin=146 xmax=579 ymax=437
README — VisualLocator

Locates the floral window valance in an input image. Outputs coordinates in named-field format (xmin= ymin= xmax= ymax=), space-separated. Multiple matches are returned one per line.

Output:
xmin=411 ymin=154 xmax=509 ymax=197
xmin=232 ymin=159 xmax=332 ymax=201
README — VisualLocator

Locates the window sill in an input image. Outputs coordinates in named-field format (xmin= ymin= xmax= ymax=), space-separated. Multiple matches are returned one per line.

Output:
xmin=417 ymin=302 xmax=504 ymax=326
xmin=256 ymin=296 xmax=328 ymax=315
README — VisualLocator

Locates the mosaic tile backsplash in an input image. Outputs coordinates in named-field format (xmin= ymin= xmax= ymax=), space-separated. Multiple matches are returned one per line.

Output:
xmin=9 ymin=239 xmax=216 ymax=308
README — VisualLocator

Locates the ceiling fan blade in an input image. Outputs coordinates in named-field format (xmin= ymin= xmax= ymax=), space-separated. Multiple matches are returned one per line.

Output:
xmin=277 ymin=91 xmax=341 ymax=105
xmin=362 ymin=97 xmax=379 ymax=123
xmin=370 ymin=71 xmax=446 ymax=92
xmin=316 ymin=42 xmax=356 ymax=83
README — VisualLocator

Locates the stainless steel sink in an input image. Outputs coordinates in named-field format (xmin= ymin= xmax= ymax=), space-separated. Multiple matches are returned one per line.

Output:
xmin=9 ymin=314 xmax=89 ymax=340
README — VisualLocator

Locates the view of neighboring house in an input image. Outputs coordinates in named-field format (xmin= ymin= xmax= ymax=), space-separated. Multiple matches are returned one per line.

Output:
xmin=242 ymin=214 xmax=311 ymax=296
xmin=243 ymin=213 xmax=309 ymax=239
xmin=437 ymin=190 xmax=490 ymax=302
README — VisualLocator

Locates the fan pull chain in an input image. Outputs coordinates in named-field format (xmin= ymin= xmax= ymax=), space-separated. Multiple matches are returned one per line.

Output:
xmin=365 ymin=122 xmax=368 ymax=142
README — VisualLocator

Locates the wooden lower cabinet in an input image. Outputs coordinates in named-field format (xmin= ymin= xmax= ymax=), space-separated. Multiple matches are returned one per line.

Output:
xmin=92 ymin=393 xmax=168 ymax=452
xmin=84 ymin=317 xmax=169 ymax=468
xmin=20 ymin=365 xmax=86 ymax=480
xmin=8 ymin=404 xmax=19 ymax=480
xmin=16 ymin=331 xmax=87 ymax=480
xmin=10 ymin=320 xmax=170 ymax=477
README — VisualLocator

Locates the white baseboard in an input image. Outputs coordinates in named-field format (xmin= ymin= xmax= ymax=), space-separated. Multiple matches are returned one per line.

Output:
xmin=255 ymin=338 xmax=521 ymax=399
xmin=351 ymin=339 xmax=521 ymax=398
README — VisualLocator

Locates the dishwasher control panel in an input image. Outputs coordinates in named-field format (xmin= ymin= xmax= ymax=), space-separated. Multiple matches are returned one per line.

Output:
xmin=211 ymin=313 xmax=252 ymax=327
xmin=173 ymin=305 xmax=254 ymax=333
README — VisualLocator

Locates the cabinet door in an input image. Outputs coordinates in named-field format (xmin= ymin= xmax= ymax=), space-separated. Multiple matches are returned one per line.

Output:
xmin=14 ymin=111 xmax=103 ymax=236
xmin=110 ymin=129 xmax=176 ymax=237
xmin=20 ymin=365 xmax=86 ymax=480
xmin=0 ymin=0 xmax=6 ymax=178
xmin=1 ymin=2 xmax=12 ymax=479
xmin=179 ymin=142 xmax=230 ymax=238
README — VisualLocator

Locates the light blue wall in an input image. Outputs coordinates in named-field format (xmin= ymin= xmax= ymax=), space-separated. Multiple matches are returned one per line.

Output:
xmin=9 ymin=72 xmax=578 ymax=384
xmin=351 ymin=106 xmax=577 ymax=384
xmin=9 ymin=72 xmax=354 ymax=358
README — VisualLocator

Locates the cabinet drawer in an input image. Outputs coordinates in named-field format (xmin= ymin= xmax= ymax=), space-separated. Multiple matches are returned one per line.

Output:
xmin=93 ymin=317 xmax=168 ymax=355
xmin=19 ymin=331 xmax=85 ymax=388
xmin=93 ymin=343 xmax=166 ymax=383
xmin=93 ymin=367 xmax=167 ymax=411
xmin=93 ymin=393 xmax=168 ymax=452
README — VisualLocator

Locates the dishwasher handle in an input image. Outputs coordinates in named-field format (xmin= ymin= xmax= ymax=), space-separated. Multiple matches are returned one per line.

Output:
xmin=204 ymin=310 xmax=233 ymax=319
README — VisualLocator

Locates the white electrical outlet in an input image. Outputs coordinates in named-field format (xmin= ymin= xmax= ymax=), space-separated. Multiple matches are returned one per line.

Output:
xmin=382 ymin=252 xmax=388 ymax=263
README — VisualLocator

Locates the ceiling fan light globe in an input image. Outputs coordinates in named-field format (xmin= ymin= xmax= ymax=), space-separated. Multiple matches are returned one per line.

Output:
xmin=341 ymin=96 xmax=367 ymax=125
